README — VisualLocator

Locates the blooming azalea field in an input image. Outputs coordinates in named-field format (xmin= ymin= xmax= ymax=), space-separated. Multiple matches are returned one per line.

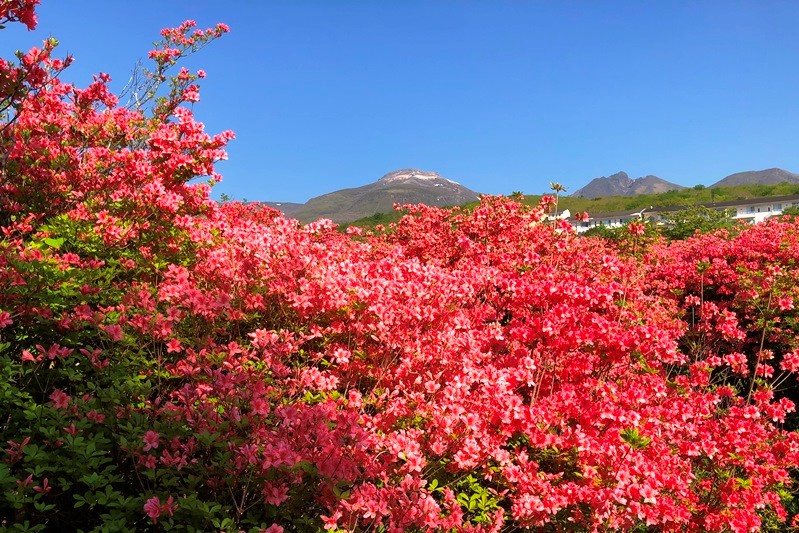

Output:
xmin=2 ymin=2 xmax=799 ymax=532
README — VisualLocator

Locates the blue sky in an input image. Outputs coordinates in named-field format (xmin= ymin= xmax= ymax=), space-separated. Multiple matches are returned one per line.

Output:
xmin=3 ymin=1 xmax=799 ymax=202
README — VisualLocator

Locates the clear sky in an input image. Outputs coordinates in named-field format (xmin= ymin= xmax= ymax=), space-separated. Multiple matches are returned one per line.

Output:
xmin=3 ymin=1 xmax=799 ymax=202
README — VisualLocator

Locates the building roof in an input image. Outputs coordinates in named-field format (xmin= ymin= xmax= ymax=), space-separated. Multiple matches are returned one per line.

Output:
xmin=701 ymin=194 xmax=799 ymax=209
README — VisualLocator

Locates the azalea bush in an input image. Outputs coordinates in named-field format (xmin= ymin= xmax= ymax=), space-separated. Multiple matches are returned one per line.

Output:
xmin=646 ymin=219 xmax=799 ymax=429
xmin=1 ymin=2 xmax=799 ymax=532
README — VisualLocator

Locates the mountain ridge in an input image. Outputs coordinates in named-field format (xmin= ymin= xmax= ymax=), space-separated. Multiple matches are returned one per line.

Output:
xmin=571 ymin=171 xmax=686 ymax=198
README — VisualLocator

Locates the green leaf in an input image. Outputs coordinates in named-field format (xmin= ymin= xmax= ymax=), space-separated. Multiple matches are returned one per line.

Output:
xmin=43 ymin=237 xmax=65 ymax=249
xmin=620 ymin=427 xmax=651 ymax=450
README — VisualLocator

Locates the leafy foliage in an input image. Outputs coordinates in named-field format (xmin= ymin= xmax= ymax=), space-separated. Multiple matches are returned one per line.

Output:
xmin=660 ymin=206 xmax=737 ymax=240
xmin=783 ymin=206 xmax=799 ymax=217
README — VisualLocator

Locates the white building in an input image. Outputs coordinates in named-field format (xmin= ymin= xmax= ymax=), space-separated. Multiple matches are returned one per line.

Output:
xmin=714 ymin=195 xmax=799 ymax=224
xmin=570 ymin=195 xmax=799 ymax=234
xmin=572 ymin=209 xmax=650 ymax=233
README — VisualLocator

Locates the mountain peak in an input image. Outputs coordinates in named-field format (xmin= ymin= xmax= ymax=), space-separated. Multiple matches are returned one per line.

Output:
xmin=572 ymin=171 xmax=685 ymax=198
xmin=270 ymin=169 xmax=479 ymax=223
xmin=378 ymin=169 xmax=455 ymax=184
xmin=711 ymin=168 xmax=799 ymax=188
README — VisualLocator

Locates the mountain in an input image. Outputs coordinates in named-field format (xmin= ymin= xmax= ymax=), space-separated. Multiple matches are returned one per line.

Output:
xmin=571 ymin=171 xmax=686 ymax=199
xmin=269 ymin=169 xmax=481 ymax=224
xmin=262 ymin=201 xmax=302 ymax=217
xmin=710 ymin=168 xmax=799 ymax=188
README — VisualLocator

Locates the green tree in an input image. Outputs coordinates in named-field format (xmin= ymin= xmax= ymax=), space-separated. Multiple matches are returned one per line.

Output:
xmin=782 ymin=205 xmax=799 ymax=217
xmin=583 ymin=224 xmax=622 ymax=240
xmin=661 ymin=206 xmax=736 ymax=240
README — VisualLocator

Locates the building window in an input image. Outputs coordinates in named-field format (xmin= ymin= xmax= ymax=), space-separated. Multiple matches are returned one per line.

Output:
xmin=746 ymin=206 xmax=755 ymax=213
xmin=774 ymin=204 xmax=782 ymax=210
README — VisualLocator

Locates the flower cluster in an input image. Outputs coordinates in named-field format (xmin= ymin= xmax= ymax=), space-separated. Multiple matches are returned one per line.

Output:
xmin=0 ymin=0 xmax=38 ymax=30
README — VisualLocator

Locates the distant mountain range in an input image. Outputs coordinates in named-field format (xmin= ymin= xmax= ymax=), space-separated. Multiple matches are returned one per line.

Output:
xmin=266 ymin=169 xmax=480 ymax=223
xmin=572 ymin=168 xmax=799 ymax=199
xmin=265 ymin=167 xmax=799 ymax=224
xmin=571 ymin=171 xmax=686 ymax=198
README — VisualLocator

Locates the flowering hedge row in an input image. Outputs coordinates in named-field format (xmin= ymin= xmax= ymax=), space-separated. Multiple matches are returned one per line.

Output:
xmin=1 ymin=3 xmax=798 ymax=531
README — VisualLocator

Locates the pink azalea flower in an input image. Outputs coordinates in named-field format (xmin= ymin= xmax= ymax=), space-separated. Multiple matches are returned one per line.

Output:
xmin=101 ymin=324 xmax=124 ymax=341
xmin=49 ymin=389 xmax=70 ymax=409
xmin=166 ymin=338 xmax=182 ymax=353
xmin=144 ymin=495 xmax=176 ymax=524
xmin=142 ymin=430 xmax=160 ymax=451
